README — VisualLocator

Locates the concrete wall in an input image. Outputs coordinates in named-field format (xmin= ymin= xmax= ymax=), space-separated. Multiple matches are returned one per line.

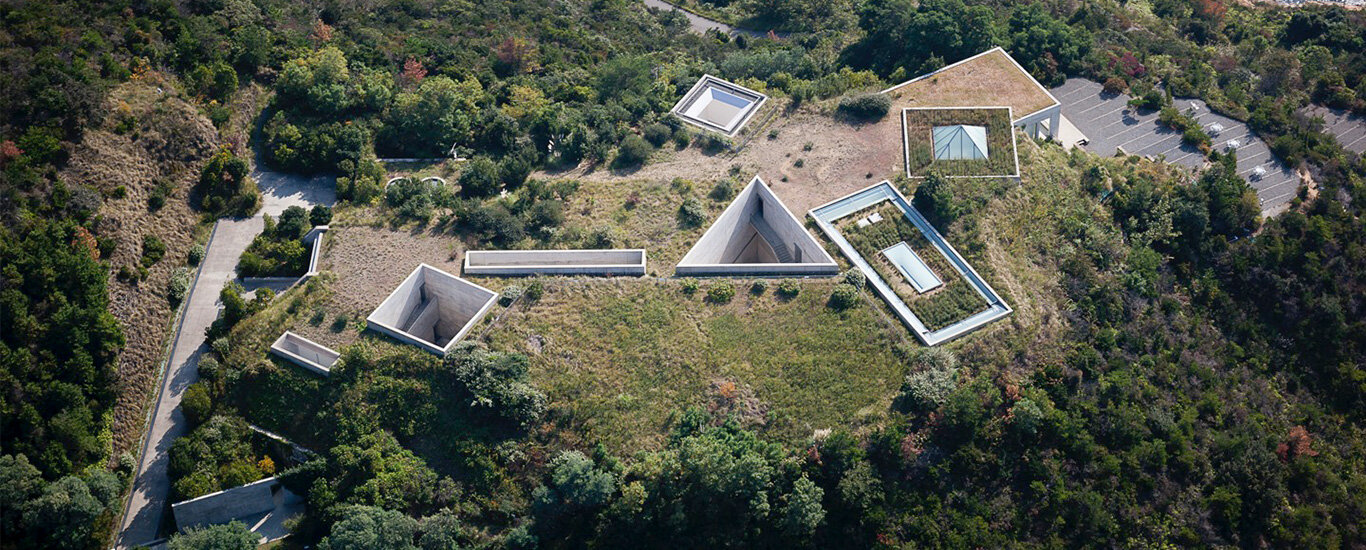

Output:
xmin=270 ymin=331 xmax=339 ymax=375
xmin=172 ymin=477 xmax=277 ymax=531
xmin=463 ymin=249 xmax=646 ymax=276
xmin=366 ymin=264 xmax=498 ymax=355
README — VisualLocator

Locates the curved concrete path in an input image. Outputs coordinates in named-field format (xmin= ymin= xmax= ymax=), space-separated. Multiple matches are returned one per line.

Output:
xmin=116 ymin=161 xmax=334 ymax=549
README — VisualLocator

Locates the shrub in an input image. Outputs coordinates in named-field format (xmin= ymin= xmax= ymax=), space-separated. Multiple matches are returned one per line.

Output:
xmin=842 ymin=268 xmax=866 ymax=289
xmin=837 ymin=93 xmax=891 ymax=121
xmin=459 ymin=158 xmax=502 ymax=198
xmin=524 ymin=280 xmax=544 ymax=302
xmin=1128 ymin=90 xmax=1164 ymax=111
xmin=1101 ymin=77 xmax=1128 ymax=95
xmin=501 ymin=285 xmax=523 ymax=306
xmin=678 ymin=197 xmax=706 ymax=227
xmin=710 ymin=179 xmax=736 ymax=201
xmin=751 ymin=280 xmax=768 ymax=294
xmin=900 ymin=360 xmax=958 ymax=413
xmin=446 ymin=346 xmax=547 ymax=428
xmin=147 ymin=179 xmax=173 ymax=211
xmin=167 ymin=267 xmax=191 ymax=306
xmin=672 ymin=129 xmax=692 ymax=148
xmin=613 ymin=134 xmax=652 ymax=169
xmin=794 ymin=158 xmax=805 ymax=168
xmin=828 ymin=283 xmax=860 ymax=309
xmin=643 ymin=123 xmax=672 ymax=147
xmin=706 ymin=282 xmax=736 ymax=303
xmin=777 ymin=279 xmax=801 ymax=297
xmin=699 ymin=133 xmax=731 ymax=153
xmin=680 ymin=278 xmax=700 ymax=295
xmin=187 ymin=244 xmax=206 ymax=266
xmin=310 ymin=205 xmax=332 ymax=226
xmin=141 ymin=235 xmax=167 ymax=267
xmin=181 ymin=383 xmax=213 ymax=427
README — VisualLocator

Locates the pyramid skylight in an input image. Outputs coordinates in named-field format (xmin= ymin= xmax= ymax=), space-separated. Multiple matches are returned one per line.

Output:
xmin=932 ymin=125 xmax=989 ymax=160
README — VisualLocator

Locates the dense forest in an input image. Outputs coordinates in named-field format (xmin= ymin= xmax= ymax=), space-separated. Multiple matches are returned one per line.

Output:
xmin=1 ymin=0 xmax=1364 ymax=548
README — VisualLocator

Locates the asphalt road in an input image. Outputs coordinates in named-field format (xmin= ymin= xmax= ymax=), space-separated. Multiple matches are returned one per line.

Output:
xmin=1050 ymin=78 xmax=1299 ymax=214
xmin=116 ymin=162 xmax=334 ymax=549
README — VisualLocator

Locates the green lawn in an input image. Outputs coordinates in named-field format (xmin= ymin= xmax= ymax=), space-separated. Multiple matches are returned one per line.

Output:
xmin=483 ymin=278 xmax=909 ymax=453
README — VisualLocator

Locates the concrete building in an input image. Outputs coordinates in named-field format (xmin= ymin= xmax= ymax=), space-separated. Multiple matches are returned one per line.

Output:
xmin=366 ymin=264 xmax=498 ymax=355
xmin=676 ymin=176 xmax=839 ymax=276
xmin=170 ymin=477 xmax=303 ymax=543
xmin=881 ymin=47 xmax=1062 ymax=140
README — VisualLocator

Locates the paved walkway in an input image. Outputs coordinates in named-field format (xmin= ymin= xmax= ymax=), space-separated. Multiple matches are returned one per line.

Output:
xmin=116 ymin=163 xmax=333 ymax=549
xmin=1050 ymin=78 xmax=1299 ymax=214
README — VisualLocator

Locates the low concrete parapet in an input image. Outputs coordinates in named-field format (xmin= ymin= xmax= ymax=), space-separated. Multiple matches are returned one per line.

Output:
xmin=463 ymin=249 xmax=647 ymax=276
xmin=269 ymin=331 xmax=339 ymax=375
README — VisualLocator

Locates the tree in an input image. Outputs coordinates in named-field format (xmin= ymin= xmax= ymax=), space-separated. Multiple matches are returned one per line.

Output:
xmin=0 ymin=454 xmax=43 ymax=535
xmin=197 ymin=148 xmax=258 ymax=216
xmin=168 ymin=521 xmax=258 ymax=550
xmin=22 ymin=475 xmax=112 ymax=548
xmin=913 ymin=172 xmax=958 ymax=227
xmin=382 ymin=76 xmax=485 ymax=157
xmin=311 ymin=205 xmax=333 ymax=226
xmin=319 ymin=505 xmax=420 ymax=550
xmin=779 ymin=476 xmax=825 ymax=540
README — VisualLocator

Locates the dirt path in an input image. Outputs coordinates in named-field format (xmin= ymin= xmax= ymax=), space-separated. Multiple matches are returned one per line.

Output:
xmin=116 ymin=163 xmax=334 ymax=548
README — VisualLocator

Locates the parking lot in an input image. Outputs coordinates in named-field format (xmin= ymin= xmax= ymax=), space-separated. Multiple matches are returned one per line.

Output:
xmin=1300 ymin=105 xmax=1366 ymax=155
xmin=1050 ymin=78 xmax=1299 ymax=213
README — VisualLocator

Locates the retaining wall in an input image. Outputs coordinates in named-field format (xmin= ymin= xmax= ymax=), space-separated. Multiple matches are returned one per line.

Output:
xmin=171 ymin=477 xmax=277 ymax=530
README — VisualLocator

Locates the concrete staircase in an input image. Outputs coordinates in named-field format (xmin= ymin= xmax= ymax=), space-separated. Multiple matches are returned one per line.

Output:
xmin=750 ymin=214 xmax=792 ymax=263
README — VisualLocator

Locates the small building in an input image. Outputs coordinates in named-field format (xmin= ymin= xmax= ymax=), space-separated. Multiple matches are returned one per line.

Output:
xmin=366 ymin=264 xmax=498 ymax=355
xmin=269 ymin=331 xmax=339 ymax=375
xmin=671 ymin=75 xmax=768 ymax=137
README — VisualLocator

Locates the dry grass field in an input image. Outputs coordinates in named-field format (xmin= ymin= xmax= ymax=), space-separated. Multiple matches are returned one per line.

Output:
xmin=62 ymin=76 xmax=220 ymax=457
xmin=883 ymin=48 xmax=1058 ymax=117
